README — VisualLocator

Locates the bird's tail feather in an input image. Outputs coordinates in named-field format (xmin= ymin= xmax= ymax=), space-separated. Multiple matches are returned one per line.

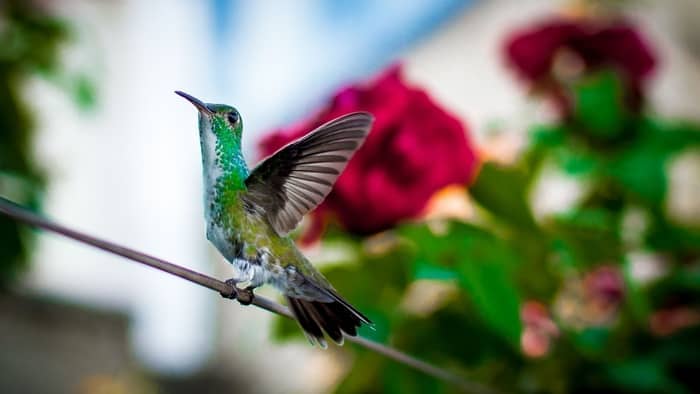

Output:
xmin=287 ymin=294 xmax=371 ymax=348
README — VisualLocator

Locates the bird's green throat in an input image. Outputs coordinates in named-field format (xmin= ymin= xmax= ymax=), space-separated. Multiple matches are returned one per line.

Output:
xmin=199 ymin=109 xmax=249 ymax=218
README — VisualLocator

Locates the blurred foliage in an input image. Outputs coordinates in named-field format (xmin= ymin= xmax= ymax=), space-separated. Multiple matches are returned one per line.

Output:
xmin=0 ymin=0 xmax=94 ymax=286
xmin=273 ymin=37 xmax=700 ymax=394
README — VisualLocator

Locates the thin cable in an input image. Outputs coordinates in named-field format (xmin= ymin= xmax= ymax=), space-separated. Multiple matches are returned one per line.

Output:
xmin=0 ymin=196 xmax=496 ymax=394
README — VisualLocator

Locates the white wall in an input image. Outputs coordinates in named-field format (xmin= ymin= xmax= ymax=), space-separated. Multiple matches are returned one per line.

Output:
xmin=26 ymin=0 xmax=215 ymax=374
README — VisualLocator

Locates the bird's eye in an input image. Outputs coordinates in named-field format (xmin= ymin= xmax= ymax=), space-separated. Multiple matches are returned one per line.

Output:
xmin=227 ymin=112 xmax=239 ymax=124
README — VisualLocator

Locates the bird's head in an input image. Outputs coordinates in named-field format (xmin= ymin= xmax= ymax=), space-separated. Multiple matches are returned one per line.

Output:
xmin=175 ymin=90 xmax=242 ymax=141
xmin=176 ymin=90 xmax=246 ymax=181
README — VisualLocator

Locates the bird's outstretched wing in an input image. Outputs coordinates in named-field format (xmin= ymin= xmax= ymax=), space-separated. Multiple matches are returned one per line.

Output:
xmin=243 ymin=112 xmax=373 ymax=236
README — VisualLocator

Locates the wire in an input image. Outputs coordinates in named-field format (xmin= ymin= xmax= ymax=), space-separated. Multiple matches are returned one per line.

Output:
xmin=0 ymin=196 xmax=497 ymax=394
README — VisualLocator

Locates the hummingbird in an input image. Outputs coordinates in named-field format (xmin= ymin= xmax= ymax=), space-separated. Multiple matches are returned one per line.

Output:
xmin=176 ymin=91 xmax=373 ymax=347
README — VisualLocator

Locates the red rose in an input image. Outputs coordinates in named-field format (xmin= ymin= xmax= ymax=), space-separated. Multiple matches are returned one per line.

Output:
xmin=259 ymin=65 xmax=478 ymax=237
xmin=504 ymin=17 xmax=656 ymax=113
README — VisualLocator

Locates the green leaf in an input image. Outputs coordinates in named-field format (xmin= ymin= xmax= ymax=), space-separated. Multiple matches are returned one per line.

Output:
xmin=470 ymin=162 xmax=537 ymax=229
xmin=413 ymin=259 xmax=459 ymax=281
xmin=333 ymin=352 xmax=385 ymax=393
xmin=608 ymin=139 xmax=667 ymax=207
xmin=383 ymin=362 xmax=448 ymax=394
xmin=606 ymin=117 xmax=700 ymax=208
xmin=401 ymin=222 xmax=522 ymax=346
xmin=607 ymin=358 xmax=687 ymax=394
xmin=457 ymin=246 xmax=522 ymax=345
xmin=550 ymin=208 xmax=622 ymax=267
xmin=72 ymin=74 xmax=97 ymax=109
xmin=640 ymin=117 xmax=700 ymax=152
xmin=531 ymin=124 xmax=566 ymax=148
xmin=574 ymin=327 xmax=611 ymax=355
xmin=554 ymin=145 xmax=599 ymax=176
xmin=573 ymin=72 xmax=628 ymax=139
xmin=394 ymin=300 xmax=515 ymax=366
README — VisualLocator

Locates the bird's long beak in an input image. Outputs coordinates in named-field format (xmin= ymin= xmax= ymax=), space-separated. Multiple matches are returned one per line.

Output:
xmin=175 ymin=90 xmax=212 ymax=115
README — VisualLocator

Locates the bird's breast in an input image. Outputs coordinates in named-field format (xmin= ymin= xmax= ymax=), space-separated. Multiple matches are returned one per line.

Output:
xmin=206 ymin=221 xmax=241 ymax=261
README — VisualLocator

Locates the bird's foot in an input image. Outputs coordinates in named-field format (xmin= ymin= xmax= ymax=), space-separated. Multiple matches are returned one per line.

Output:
xmin=222 ymin=279 xmax=255 ymax=306
xmin=236 ymin=286 xmax=255 ymax=305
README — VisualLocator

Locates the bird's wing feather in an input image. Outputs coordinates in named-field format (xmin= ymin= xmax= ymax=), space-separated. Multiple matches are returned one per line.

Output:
xmin=243 ymin=112 xmax=373 ymax=236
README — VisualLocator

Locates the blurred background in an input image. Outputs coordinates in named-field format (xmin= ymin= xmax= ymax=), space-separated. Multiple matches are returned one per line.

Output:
xmin=1 ymin=0 xmax=699 ymax=393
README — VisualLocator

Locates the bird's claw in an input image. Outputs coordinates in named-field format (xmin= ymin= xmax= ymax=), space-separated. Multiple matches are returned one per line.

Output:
xmin=221 ymin=279 xmax=255 ymax=305
xmin=236 ymin=287 xmax=255 ymax=305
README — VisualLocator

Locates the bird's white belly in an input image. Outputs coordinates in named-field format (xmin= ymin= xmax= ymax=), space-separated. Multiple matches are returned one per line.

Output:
xmin=230 ymin=258 xmax=265 ymax=287
xmin=207 ymin=221 xmax=324 ymax=299
xmin=229 ymin=251 xmax=292 ymax=292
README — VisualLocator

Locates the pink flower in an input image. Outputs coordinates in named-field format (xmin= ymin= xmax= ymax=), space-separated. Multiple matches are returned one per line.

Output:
xmin=520 ymin=301 xmax=559 ymax=358
xmin=584 ymin=265 xmax=624 ymax=303
xmin=260 ymin=65 xmax=478 ymax=237
xmin=554 ymin=265 xmax=625 ymax=329
xmin=650 ymin=307 xmax=700 ymax=337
